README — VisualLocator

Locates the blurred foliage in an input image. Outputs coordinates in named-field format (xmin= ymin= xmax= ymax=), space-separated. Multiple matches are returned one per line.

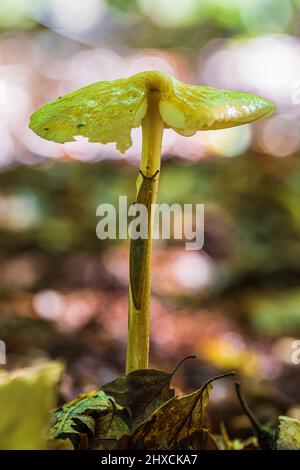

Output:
xmin=0 ymin=362 xmax=63 ymax=450
xmin=0 ymin=0 xmax=298 ymax=46
xmin=1 ymin=154 xmax=300 ymax=280
xmin=276 ymin=416 xmax=300 ymax=450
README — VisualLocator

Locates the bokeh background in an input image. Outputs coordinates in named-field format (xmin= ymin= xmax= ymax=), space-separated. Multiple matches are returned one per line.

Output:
xmin=1 ymin=0 xmax=300 ymax=439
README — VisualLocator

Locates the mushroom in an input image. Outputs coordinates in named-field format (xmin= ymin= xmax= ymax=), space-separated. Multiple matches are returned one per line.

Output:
xmin=29 ymin=71 xmax=275 ymax=373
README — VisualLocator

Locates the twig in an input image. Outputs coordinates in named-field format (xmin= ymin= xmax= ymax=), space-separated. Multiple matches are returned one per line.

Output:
xmin=202 ymin=370 xmax=236 ymax=390
xmin=235 ymin=381 xmax=274 ymax=450
xmin=171 ymin=355 xmax=196 ymax=378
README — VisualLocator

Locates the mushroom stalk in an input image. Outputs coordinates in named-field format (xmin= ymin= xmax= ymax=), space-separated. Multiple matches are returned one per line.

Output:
xmin=29 ymin=70 xmax=275 ymax=374
xmin=126 ymin=92 xmax=164 ymax=373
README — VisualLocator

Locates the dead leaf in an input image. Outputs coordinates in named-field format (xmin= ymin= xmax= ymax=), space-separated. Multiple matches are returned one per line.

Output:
xmin=115 ymin=379 xmax=212 ymax=449
xmin=102 ymin=357 xmax=195 ymax=432
xmin=102 ymin=369 xmax=175 ymax=430
xmin=93 ymin=412 xmax=131 ymax=450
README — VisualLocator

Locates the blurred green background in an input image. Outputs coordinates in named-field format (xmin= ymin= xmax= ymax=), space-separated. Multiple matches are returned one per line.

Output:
xmin=1 ymin=0 xmax=300 ymax=438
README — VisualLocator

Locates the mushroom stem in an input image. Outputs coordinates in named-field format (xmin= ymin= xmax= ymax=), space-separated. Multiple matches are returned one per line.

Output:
xmin=126 ymin=92 xmax=164 ymax=373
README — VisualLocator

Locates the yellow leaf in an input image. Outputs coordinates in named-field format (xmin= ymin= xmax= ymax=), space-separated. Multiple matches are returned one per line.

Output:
xmin=0 ymin=362 xmax=63 ymax=450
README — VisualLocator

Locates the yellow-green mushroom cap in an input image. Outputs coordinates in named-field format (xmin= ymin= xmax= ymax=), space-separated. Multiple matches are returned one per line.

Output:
xmin=29 ymin=71 xmax=275 ymax=153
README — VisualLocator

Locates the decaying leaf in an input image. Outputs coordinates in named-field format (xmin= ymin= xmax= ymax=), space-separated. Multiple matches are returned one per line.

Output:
xmin=50 ymin=389 xmax=123 ymax=448
xmin=92 ymin=411 xmax=131 ymax=450
xmin=114 ymin=373 xmax=233 ymax=450
xmin=82 ymin=359 xmax=195 ymax=449
xmin=276 ymin=416 xmax=300 ymax=450
xmin=115 ymin=385 xmax=211 ymax=450
xmin=0 ymin=361 xmax=63 ymax=450
xmin=102 ymin=368 xmax=176 ymax=430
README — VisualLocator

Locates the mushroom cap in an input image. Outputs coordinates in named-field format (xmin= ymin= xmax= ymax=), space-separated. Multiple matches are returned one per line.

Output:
xmin=29 ymin=71 xmax=275 ymax=153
